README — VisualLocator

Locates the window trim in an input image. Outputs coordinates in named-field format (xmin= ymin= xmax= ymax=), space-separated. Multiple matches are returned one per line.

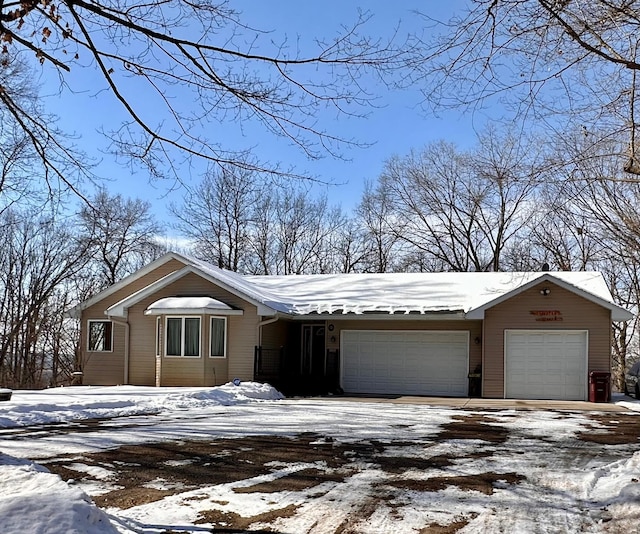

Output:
xmin=209 ymin=316 xmax=227 ymax=359
xmin=164 ymin=316 xmax=202 ymax=358
xmin=155 ymin=316 xmax=162 ymax=357
xmin=87 ymin=320 xmax=113 ymax=352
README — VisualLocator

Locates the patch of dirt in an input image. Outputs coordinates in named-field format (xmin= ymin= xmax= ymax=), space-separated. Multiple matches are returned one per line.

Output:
xmin=45 ymin=435 xmax=351 ymax=509
xmin=374 ymin=453 xmax=454 ymax=474
xmin=95 ymin=487 xmax=173 ymax=509
xmin=334 ymin=494 xmax=399 ymax=534
xmin=578 ymin=414 xmax=640 ymax=445
xmin=419 ymin=514 xmax=479 ymax=533
xmin=384 ymin=471 xmax=525 ymax=495
xmin=233 ymin=467 xmax=349 ymax=493
xmin=436 ymin=414 xmax=509 ymax=443
xmin=196 ymin=503 xmax=298 ymax=531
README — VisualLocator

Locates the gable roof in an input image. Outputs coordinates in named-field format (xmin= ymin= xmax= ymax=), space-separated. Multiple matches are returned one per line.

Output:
xmin=72 ymin=252 xmax=633 ymax=321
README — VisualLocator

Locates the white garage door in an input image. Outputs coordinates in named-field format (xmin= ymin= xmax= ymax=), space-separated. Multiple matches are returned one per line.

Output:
xmin=341 ymin=330 xmax=469 ymax=396
xmin=505 ymin=330 xmax=588 ymax=401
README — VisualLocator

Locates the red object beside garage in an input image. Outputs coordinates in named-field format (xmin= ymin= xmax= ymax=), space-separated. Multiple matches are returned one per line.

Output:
xmin=589 ymin=371 xmax=611 ymax=403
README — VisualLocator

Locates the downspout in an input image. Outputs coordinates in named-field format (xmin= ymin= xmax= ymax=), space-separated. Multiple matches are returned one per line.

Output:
xmin=109 ymin=317 xmax=130 ymax=385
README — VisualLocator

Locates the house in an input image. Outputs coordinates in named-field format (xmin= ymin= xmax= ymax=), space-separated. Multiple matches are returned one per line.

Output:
xmin=70 ymin=252 xmax=632 ymax=401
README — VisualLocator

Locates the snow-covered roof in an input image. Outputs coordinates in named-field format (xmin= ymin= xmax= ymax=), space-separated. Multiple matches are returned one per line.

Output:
xmin=178 ymin=255 xmax=631 ymax=321
xmin=73 ymin=252 xmax=633 ymax=322
xmin=144 ymin=297 xmax=243 ymax=316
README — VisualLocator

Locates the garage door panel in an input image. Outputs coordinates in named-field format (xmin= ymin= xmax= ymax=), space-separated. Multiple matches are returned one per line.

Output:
xmin=505 ymin=330 xmax=587 ymax=401
xmin=341 ymin=330 xmax=469 ymax=396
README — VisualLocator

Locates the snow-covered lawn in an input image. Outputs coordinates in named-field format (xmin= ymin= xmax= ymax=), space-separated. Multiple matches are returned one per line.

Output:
xmin=1 ymin=384 xmax=640 ymax=533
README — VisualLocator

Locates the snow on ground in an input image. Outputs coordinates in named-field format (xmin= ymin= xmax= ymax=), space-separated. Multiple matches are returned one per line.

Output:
xmin=1 ymin=384 xmax=640 ymax=533
xmin=0 ymin=382 xmax=283 ymax=428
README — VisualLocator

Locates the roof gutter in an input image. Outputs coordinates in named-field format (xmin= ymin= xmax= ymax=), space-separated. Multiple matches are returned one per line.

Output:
xmin=288 ymin=311 xmax=467 ymax=321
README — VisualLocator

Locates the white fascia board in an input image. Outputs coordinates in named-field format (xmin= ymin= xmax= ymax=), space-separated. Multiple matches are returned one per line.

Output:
xmin=465 ymin=273 xmax=633 ymax=321
xmin=105 ymin=268 xmax=192 ymax=319
xmin=67 ymin=252 xmax=186 ymax=318
xmin=104 ymin=263 xmax=280 ymax=319
xmin=185 ymin=266 xmax=280 ymax=317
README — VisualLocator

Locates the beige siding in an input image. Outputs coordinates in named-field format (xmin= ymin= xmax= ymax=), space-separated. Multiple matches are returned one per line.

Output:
xmin=261 ymin=320 xmax=290 ymax=350
xmin=82 ymin=322 xmax=126 ymax=385
xmin=81 ymin=262 xmax=259 ymax=387
xmin=328 ymin=318 xmax=483 ymax=374
xmin=227 ymin=311 xmax=259 ymax=382
xmin=80 ymin=259 xmax=186 ymax=385
xmin=127 ymin=272 xmax=258 ymax=386
xmin=483 ymin=281 xmax=611 ymax=398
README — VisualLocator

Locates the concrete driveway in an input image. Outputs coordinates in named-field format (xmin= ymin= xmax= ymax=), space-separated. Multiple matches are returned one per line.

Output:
xmin=318 ymin=394 xmax=629 ymax=412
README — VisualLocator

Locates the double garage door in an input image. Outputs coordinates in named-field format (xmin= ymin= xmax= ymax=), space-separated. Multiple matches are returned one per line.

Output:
xmin=341 ymin=329 xmax=589 ymax=400
xmin=505 ymin=330 xmax=588 ymax=401
xmin=341 ymin=330 xmax=469 ymax=396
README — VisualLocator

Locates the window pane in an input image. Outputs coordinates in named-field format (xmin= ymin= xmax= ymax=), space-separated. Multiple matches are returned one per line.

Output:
xmin=210 ymin=318 xmax=225 ymax=357
xmin=103 ymin=322 xmax=113 ymax=351
xmin=184 ymin=318 xmax=200 ymax=357
xmin=166 ymin=318 xmax=182 ymax=356
xmin=156 ymin=317 xmax=162 ymax=357
xmin=88 ymin=321 xmax=112 ymax=351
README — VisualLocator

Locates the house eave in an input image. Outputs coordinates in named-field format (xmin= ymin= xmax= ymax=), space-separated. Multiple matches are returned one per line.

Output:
xmin=66 ymin=251 xmax=188 ymax=318
xmin=466 ymin=273 xmax=633 ymax=322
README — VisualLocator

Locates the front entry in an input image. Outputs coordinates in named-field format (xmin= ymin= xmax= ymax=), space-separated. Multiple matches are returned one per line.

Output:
xmin=301 ymin=324 xmax=326 ymax=378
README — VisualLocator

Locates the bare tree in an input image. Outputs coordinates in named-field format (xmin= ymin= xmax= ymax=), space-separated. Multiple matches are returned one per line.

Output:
xmin=379 ymin=134 xmax=541 ymax=272
xmin=327 ymin=217 xmax=371 ymax=274
xmin=171 ymin=165 xmax=260 ymax=271
xmin=528 ymin=143 xmax=640 ymax=387
xmin=418 ymin=0 xmax=640 ymax=175
xmin=0 ymin=2 xmax=418 ymax=186
xmin=0 ymin=210 xmax=89 ymax=388
xmin=271 ymin=190 xmax=343 ymax=275
xmin=0 ymin=56 xmax=89 ymax=201
xmin=79 ymin=188 xmax=164 ymax=288
xmin=357 ymin=180 xmax=405 ymax=273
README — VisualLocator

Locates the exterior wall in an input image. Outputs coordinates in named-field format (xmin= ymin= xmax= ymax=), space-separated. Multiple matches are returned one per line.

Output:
xmin=127 ymin=272 xmax=258 ymax=387
xmin=81 ymin=261 xmax=258 ymax=387
xmin=81 ymin=258 xmax=185 ymax=385
xmin=321 ymin=318 xmax=483 ymax=374
xmin=482 ymin=281 xmax=611 ymax=398
xmin=260 ymin=319 xmax=290 ymax=351
xmin=81 ymin=322 xmax=126 ymax=385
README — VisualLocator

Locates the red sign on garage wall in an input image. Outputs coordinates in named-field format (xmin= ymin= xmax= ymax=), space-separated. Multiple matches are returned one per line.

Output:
xmin=529 ymin=310 xmax=563 ymax=321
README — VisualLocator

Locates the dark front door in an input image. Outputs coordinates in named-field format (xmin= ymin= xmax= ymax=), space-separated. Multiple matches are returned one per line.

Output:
xmin=301 ymin=325 xmax=326 ymax=380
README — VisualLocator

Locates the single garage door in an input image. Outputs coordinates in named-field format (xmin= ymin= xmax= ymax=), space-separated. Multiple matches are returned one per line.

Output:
xmin=505 ymin=330 xmax=588 ymax=401
xmin=341 ymin=330 xmax=469 ymax=396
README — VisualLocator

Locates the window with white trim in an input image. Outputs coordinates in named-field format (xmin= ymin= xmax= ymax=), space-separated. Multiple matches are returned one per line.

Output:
xmin=165 ymin=317 xmax=201 ymax=357
xmin=88 ymin=320 xmax=113 ymax=352
xmin=210 ymin=317 xmax=227 ymax=358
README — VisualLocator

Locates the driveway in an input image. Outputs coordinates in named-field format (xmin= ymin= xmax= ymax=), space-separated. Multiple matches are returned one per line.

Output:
xmin=3 ymin=396 xmax=639 ymax=533
xmin=319 ymin=394 xmax=628 ymax=412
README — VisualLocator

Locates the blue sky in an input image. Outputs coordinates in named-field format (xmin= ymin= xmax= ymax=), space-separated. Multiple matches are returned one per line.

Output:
xmin=41 ymin=1 xmax=480 ymax=221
